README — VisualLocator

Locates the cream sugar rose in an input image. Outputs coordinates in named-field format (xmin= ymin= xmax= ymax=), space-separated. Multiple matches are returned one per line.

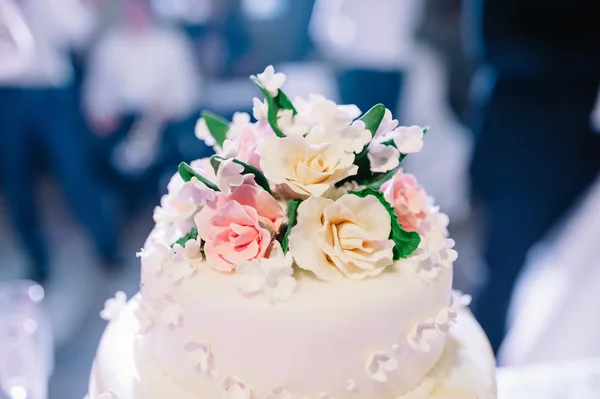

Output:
xmin=88 ymin=66 xmax=497 ymax=399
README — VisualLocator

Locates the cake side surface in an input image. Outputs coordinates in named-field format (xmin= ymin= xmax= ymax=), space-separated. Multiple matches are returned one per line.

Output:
xmin=90 ymin=299 xmax=496 ymax=399
xmin=137 ymin=224 xmax=453 ymax=398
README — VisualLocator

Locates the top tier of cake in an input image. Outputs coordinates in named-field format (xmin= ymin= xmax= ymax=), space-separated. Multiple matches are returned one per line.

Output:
xmin=132 ymin=66 xmax=462 ymax=398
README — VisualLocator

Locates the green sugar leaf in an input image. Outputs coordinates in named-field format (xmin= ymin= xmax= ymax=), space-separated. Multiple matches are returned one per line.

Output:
xmin=202 ymin=111 xmax=229 ymax=148
xmin=355 ymin=104 xmax=386 ymax=159
xmin=172 ymin=227 xmax=199 ymax=248
xmin=250 ymin=75 xmax=296 ymax=138
xmin=281 ymin=199 xmax=301 ymax=254
xmin=210 ymin=155 xmax=272 ymax=194
xmin=349 ymin=188 xmax=420 ymax=260
xmin=178 ymin=162 xmax=220 ymax=192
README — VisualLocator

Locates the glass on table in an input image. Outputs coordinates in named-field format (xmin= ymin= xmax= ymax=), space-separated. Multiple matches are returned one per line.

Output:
xmin=0 ymin=280 xmax=53 ymax=399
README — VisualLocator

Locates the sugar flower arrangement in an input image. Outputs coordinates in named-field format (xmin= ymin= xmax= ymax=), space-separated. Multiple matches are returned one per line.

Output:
xmin=152 ymin=66 xmax=450 ymax=302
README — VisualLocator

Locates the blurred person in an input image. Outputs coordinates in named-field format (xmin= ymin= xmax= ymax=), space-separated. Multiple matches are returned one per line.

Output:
xmin=310 ymin=0 xmax=423 ymax=114
xmin=466 ymin=0 xmax=600 ymax=354
xmin=0 ymin=0 xmax=35 ymax=79
xmin=0 ymin=0 xmax=120 ymax=283
xmin=83 ymin=0 xmax=203 ymax=206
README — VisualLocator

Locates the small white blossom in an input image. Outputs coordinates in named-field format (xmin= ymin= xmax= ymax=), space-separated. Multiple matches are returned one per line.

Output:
xmin=236 ymin=242 xmax=297 ymax=303
xmin=134 ymin=294 xmax=155 ymax=334
xmin=408 ymin=319 xmax=439 ymax=353
xmin=264 ymin=385 xmax=293 ymax=399
xmin=164 ymin=238 xmax=203 ymax=283
xmin=451 ymin=289 xmax=472 ymax=308
xmin=375 ymin=108 xmax=399 ymax=137
xmin=252 ymin=97 xmax=268 ymax=121
xmin=364 ymin=351 xmax=398 ymax=382
xmin=368 ymin=143 xmax=400 ymax=173
xmin=222 ymin=138 xmax=240 ymax=158
xmin=155 ymin=293 xmax=183 ymax=326
xmin=222 ymin=375 xmax=253 ymax=399
xmin=195 ymin=117 xmax=216 ymax=147
xmin=412 ymin=226 xmax=457 ymax=280
xmin=185 ymin=341 xmax=213 ymax=374
xmin=100 ymin=291 xmax=127 ymax=321
xmin=338 ymin=120 xmax=372 ymax=154
xmin=216 ymin=158 xmax=245 ymax=195
xmin=179 ymin=176 xmax=216 ymax=207
xmin=277 ymin=109 xmax=312 ymax=136
xmin=392 ymin=125 xmax=424 ymax=154
xmin=257 ymin=65 xmax=286 ymax=97
xmin=434 ymin=307 xmax=459 ymax=334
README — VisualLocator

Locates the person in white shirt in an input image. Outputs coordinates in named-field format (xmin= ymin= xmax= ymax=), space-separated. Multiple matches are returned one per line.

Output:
xmin=0 ymin=0 xmax=119 ymax=282
xmin=310 ymin=0 xmax=422 ymax=113
xmin=84 ymin=0 xmax=202 ymax=137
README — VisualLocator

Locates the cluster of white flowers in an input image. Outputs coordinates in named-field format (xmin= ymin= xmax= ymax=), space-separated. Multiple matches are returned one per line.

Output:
xmin=236 ymin=242 xmax=297 ymax=303
xmin=184 ymin=340 xmax=214 ymax=375
xmin=134 ymin=291 xmax=183 ymax=334
xmin=410 ymin=210 xmax=457 ymax=280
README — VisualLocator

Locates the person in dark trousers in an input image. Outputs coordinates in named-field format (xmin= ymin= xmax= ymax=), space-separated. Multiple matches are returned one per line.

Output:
xmin=0 ymin=0 xmax=119 ymax=283
xmin=467 ymin=0 xmax=600 ymax=354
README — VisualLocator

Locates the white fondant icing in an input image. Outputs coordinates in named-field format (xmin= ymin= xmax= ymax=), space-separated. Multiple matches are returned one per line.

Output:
xmin=140 ymin=225 xmax=452 ymax=398
xmin=345 ymin=379 xmax=357 ymax=392
xmin=89 ymin=300 xmax=496 ymax=399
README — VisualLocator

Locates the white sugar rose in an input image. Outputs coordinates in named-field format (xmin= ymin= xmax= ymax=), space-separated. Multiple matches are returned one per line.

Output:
xmin=288 ymin=194 xmax=395 ymax=280
xmin=257 ymin=135 xmax=358 ymax=198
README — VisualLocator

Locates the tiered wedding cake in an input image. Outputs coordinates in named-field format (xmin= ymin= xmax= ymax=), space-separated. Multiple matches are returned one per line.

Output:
xmin=88 ymin=66 xmax=496 ymax=399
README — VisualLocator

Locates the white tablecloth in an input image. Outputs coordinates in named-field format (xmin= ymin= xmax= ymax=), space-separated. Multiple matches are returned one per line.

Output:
xmin=498 ymin=358 xmax=600 ymax=398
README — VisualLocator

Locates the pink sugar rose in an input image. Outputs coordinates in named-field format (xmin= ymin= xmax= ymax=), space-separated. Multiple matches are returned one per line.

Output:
xmin=194 ymin=183 xmax=284 ymax=272
xmin=381 ymin=169 xmax=429 ymax=234
xmin=235 ymin=122 xmax=274 ymax=168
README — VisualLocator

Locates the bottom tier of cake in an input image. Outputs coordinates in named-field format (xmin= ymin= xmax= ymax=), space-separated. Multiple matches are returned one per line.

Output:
xmin=88 ymin=297 xmax=496 ymax=399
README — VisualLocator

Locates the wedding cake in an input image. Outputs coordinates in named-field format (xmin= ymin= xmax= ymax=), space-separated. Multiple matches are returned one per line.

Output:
xmin=88 ymin=66 xmax=496 ymax=399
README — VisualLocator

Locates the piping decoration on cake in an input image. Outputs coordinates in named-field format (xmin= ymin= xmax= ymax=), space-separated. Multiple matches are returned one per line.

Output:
xmin=100 ymin=291 xmax=127 ymax=322
xmin=236 ymin=241 xmax=297 ymax=303
xmin=264 ymin=385 xmax=293 ymax=399
xmin=222 ymin=375 xmax=253 ymax=399
xmin=364 ymin=351 xmax=399 ymax=382
xmin=184 ymin=341 xmax=213 ymax=374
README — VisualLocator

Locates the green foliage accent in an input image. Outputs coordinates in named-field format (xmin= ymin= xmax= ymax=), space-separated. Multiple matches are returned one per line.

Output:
xmin=349 ymin=188 xmax=420 ymax=260
xmin=250 ymin=75 xmax=297 ymax=138
xmin=172 ymin=227 xmax=199 ymax=248
xmin=281 ymin=199 xmax=301 ymax=253
xmin=178 ymin=162 xmax=219 ymax=191
xmin=210 ymin=155 xmax=272 ymax=194
xmin=355 ymin=104 xmax=386 ymax=159
xmin=202 ymin=111 xmax=229 ymax=148
xmin=364 ymin=168 xmax=397 ymax=190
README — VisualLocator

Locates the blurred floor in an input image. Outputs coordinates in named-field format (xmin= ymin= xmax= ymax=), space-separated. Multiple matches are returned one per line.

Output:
xmin=0 ymin=177 xmax=149 ymax=398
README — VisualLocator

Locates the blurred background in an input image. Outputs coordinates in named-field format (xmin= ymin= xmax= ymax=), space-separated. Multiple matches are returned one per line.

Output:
xmin=1 ymin=0 xmax=600 ymax=398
